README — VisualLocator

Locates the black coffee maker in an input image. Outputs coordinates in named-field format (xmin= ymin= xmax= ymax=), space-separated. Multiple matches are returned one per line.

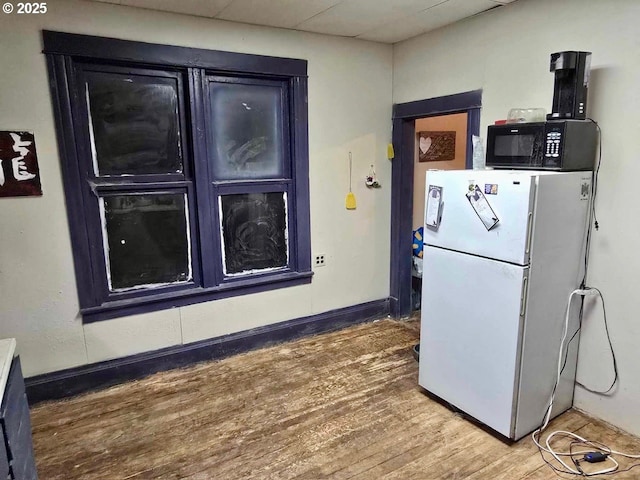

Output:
xmin=547 ymin=51 xmax=591 ymax=120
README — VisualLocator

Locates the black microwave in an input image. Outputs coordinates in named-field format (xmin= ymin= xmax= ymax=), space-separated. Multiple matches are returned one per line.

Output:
xmin=486 ymin=120 xmax=597 ymax=171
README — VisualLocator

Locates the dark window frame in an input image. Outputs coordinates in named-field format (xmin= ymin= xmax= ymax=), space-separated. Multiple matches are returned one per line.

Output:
xmin=73 ymin=62 xmax=200 ymax=303
xmin=44 ymin=31 xmax=312 ymax=323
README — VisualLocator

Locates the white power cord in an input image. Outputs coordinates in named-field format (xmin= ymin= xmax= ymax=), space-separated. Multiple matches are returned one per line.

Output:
xmin=532 ymin=288 xmax=640 ymax=476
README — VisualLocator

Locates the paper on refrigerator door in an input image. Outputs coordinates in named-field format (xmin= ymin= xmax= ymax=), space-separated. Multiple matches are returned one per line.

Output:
xmin=466 ymin=184 xmax=499 ymax=231
xmin=425 ymin=185 xmax=443 ymax=229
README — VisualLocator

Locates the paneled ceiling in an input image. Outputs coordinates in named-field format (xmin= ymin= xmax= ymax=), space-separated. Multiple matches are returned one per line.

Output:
xmin=90 ymin=0 xmax=517 ymax=44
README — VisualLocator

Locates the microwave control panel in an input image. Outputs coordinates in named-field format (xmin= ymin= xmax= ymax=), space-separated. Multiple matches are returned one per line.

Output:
xmin=545 ymin=131 xmax=562 ymax=158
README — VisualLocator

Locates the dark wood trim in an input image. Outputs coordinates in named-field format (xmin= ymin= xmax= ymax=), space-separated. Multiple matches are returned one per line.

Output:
xmin=25 ymin=298 xmax=390 ymax=404
xmin=42 ymin=31 xmax=307 ymax=77
xmin=389 ymin=120 xmax=401 ymax=318
xmin=189 ymin=67 xmax=218 ymax=288
xmin=389 ymin=117 xmax=416 ymax=318
xmin=82 ymin=271 xmax=314 ymax=323
xmin=390 ymin=90 xmax=482 ymax=318
xmin=46 ymin=55 xmax=96 ymax=308
xmin=393 ymin=90 xmax=482 ymax=120
xmin=466 ymin=107 xmax=482 ymax=169
xmin=213 ymin=183 xmax=289 ymax=195
xmin=291 ymin=76 xmax=312 ymax=273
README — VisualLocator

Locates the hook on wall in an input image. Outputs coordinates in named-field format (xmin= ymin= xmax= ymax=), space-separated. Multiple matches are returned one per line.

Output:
xmin=365 ymin=164 xmax=381 ymax=188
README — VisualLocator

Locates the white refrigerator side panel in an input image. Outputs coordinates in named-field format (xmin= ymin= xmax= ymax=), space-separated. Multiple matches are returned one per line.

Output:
xmin=423 ymin=170 xmax=536 ymax=265
xmin=419 ymin=246 xmax=527 ymax=438
xmin=514 ymin=172 xmax=592 ymax=439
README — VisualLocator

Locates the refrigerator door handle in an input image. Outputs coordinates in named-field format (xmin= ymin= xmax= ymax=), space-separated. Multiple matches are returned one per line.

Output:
xmin=520 ymin=276 xmax=529 ymax=317
xmin=525 ymin=212 xmax=534 ymax=255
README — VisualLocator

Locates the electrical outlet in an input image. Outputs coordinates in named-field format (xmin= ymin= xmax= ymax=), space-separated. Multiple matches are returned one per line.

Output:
xmin=314 ymin=254 xmax=326 ymax=267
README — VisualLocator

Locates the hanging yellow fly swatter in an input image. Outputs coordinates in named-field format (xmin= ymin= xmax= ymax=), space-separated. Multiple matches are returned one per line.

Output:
xmin=346 ymin=152 xmax=356 ymax=210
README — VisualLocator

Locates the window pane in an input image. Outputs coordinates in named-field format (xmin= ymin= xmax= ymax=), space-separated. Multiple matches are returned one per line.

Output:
xmin=220 ymin=192 xmax=288 ymax=275
xmin=101 ymin=194 xmax=191 ymax=290
xmin=86 ymin=73 xmax=183 ymax=176
xmin=209 ymin=82 xmax=284 ymax=180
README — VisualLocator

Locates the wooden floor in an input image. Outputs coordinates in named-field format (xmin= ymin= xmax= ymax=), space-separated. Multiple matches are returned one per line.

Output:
xmin=31 ymin=319 xmax=640 ymax=479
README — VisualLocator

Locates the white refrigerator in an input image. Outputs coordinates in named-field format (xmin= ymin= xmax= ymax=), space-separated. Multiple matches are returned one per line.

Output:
xmin=418 ymin=169 xmax=592 ymax=440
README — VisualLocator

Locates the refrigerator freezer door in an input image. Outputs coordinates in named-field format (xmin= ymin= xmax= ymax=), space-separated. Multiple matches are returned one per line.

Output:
xmin=423 ymin=170 xmax=536 ymax=265
xmin=419 ymin=245 xmax=528 ymax=438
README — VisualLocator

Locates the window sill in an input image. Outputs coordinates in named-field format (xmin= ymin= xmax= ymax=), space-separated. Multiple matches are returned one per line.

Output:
xmin=81 ymin=270 xmax=313 ymax=323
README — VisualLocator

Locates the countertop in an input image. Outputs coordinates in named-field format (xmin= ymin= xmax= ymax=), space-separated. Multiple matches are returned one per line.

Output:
xmin=0 ymin=339 xmax=16 ymax=406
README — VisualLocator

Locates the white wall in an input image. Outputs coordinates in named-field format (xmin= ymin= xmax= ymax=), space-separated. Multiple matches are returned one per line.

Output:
xmin=0 ymin=0 xmax=393 ymax=376
xmin=394 ymin=0 xmax=640 ymax=436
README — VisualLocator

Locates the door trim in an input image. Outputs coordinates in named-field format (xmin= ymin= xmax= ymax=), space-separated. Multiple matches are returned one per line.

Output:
xmin=390 ymin=90 xmax=482 ymax=318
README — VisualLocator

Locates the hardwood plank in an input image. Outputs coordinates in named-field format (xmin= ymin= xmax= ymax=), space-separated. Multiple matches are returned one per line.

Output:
xmin=456 ymin=410 xmax=589 ymax=480
xmin=522 ymin=418 xmax=640 ymax=479
xmin=29 ymin=319 xmax=640 ymax=479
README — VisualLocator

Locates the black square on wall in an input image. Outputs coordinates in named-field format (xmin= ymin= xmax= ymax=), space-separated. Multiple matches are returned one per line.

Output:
xmin=0 ymin=131 xmax=42 ymax=197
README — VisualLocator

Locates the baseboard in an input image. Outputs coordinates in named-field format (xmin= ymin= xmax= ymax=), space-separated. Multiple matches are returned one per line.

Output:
xmin=25 ymin=298 xmax=389 ymax=405
xmin=389 ymin=296 xmax=399 ymax=318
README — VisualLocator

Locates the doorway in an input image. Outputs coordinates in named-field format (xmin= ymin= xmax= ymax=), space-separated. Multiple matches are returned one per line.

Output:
xmin=411 ymin=112 xmax=468 ymax=310
xmin=389 ymin=90 xmax=482 ymax=318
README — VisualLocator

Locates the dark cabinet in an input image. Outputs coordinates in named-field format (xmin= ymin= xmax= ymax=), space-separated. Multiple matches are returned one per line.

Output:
xmin=0 ymin=428 xmax=9 ymax=479
xmin=0 ymin=357 xmax=37 ymax=480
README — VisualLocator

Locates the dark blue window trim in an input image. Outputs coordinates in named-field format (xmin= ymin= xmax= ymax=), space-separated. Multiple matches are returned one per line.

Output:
xmin=43 ymin=31 xmax=312 ymax=323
